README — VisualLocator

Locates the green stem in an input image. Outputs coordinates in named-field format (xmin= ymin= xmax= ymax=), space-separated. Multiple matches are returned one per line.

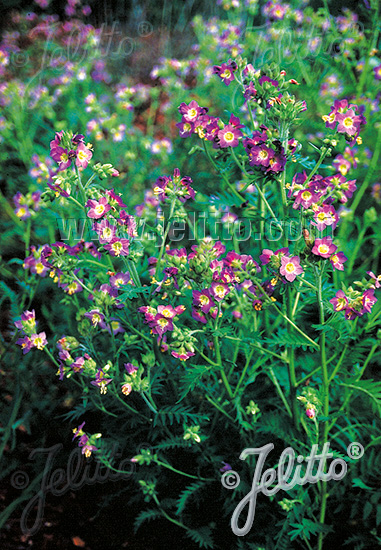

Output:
xmin=266 ymin=367 xmax=293 ymax=417
xmin=350 ymin=125 xmax=381 ymax=215
xmin=249 ymin=283 xmax=320 ymax=349
xmin=111 ymin=384 xmax=149 ymax=421
xmin=155 ymin=459 xmax=214 ymax=482
xmin=328 ymin=343 xmax=349 ymax=383
xmin=155 ymin=196 xmax=177 ymax=279
xmin=194 ymin=345 xmax=218 ymax=366
xmin=67 ymin=195 xmax=85 ymax=210
xmin=74 ymin=165 xmax=87 ymax=215
xmin=346 ymin=225 xmax=368 ymax=276
xmin=202 ymin=140 xmax=245 ymax=204
xmin=329 ymin=343 xmax=378 ymax=431
xmin=296 ymin=366 xmax=322 ymax=387
xmin=230 ymin=147 xmax=277 ymax=218
xmin=205 ymin=394 xmax=235 ymax=423
xmin=315 ymin=266 xmax=329 ymax=550
xmin=303 ymin=148 xmax=329 ymax=189
xmin=224 ymin=335 xmax=288 ymax=363
xmin=141 ymin=391 xmax=158 ymax=414
xmin=214 ymin=336 xmax=234 ymax=399
xmin=233 ymin=348 xmax=255 ymax=397
xmin=152 ymin=493 xmax=189 ymax=531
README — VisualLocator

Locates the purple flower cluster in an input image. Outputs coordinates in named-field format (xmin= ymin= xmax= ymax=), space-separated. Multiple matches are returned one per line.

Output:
xmin=330 ymin=288 xmax=377 ymax=320
xmin=50 ymin=131 xmax=93 ymax=171
xmin=176 ymin=100 xmax=244 ymax=150
xmin=323 ymin=99 xmax=366 ymax=145
xmin=13 ymin=191 xmax=41 ymax=220
xmin=138 ymin=304 xmax=191 ymax=360
xmin=243 ymin=127 xmax=286 ymax=174
xmin=72 ymin=422 xmax=99 ymax=458
xmin=15 ymin=310 xmax=47 ymax=354
xmin=260 ymin=247 xmax=303 ymax=284
xmin=153 ymin=168 xmax=196 ymax=203
xmin=86 ymin=189 xmax=137 ymax=258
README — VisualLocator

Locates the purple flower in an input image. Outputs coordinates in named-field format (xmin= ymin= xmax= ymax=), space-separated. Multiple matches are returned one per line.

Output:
xmin=367 ymin=271 xmax=381 ymax=289
xmin=124 ymin=362 xmax=138 ymax=375
xmin=75 ymin=142 xmax=93 ymax=169
xmin=84 ymin=309 xmax=105 ymax=327
xmin=193 ymin=289 xmax=216 ymax=313
xmin=178 ymin=100 xmax=204 ymax=122
xmin=329 ymin=290 xmax=348 ymax=312
xmin=210 ymin=281 xmax=230 ymax=301
xmin=279 ymin=256 xmax=304 ymax=282
xmin=213 ymin=60 xmax=237 ymax=86
xmin=329 ymin=252 xmax=348 ymax=271
xmin=218 ymin=124 xmax=242 ymax=148
xmin=106 ymin=188 xmax=127 ymax=208
xmin=91 ymin=369 xmax=112 ymax=394
xmin=362 ymin=289 xmax=377 ymax=314
xmin=312 ymin=237 xmax=337 ymax=259
xmin=109 ymin=272 xmax=131 ymax=288
xmin=104 ymin=238 xmax=130 ymax=257
xmin=16 ymin=336 xmax=33 ymax=354
xmin=258 ymin=75 xmax=279 ymax=87
xmin=374 ymin=65 xmax=381 ymax=81
xmin=220 ymin=461 xmax=232 ymax=473
xmin=171 ymin=349 xmax=195 ymax=361
xmin=50 ymin=146 xmax=72 ymax=171
xmin=72 ymin=421 xmax=86 ymax=441
xmin=86 ymin=197 xmax=111 ymax=219
xmin=312 ymin=205 xmax=339 ymax=231
xmin=14 ymin=310 xmax=36 ymax=334
xmin=30 ymin=332 xmax=48 ymax=350
xmin=94 ymin=219 xmax=117 ymax=244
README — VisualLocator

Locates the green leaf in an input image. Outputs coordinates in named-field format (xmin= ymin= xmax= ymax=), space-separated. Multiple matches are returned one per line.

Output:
xmin=133 ymin=509 xmax=163 ymax=532
xmin=352 ymin=478 xmax=372 ymax=490
xmin=186 ymin=526 xmax=214 ymax=549
xmin=176 ymin=481 xmax=204 ymax=515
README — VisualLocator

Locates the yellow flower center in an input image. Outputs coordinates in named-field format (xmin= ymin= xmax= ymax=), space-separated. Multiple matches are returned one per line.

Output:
xmin=77 ymin=150 xmax=88 ymax=161
xmin=111 ymin=241 xmax=123 ymax=255
xmin=35 ymin=262 xmax=44 ymax=274
xmin=95 ymin=204 xmax=105 ymax=215
xmin=161 ymin=308 xmax=172 ymax=318
xmin=337 ymin=297 xmax=346 ymax=311
xmin=259 ymin=150 xmax=268 ymax=160
xmin=67 ymin=282 xmax=77 ymax=295
xmin=318 ymin=244 xmax=329 ymax=255
xmin=343 ymin=117 xmax=353 ymax=128
xmin=34 ymin=337 xmax=44 ymax=350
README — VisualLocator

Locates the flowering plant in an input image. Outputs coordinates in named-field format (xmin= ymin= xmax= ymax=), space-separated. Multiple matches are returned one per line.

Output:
xmin=2 ymin=1 xmax=381 ymax=549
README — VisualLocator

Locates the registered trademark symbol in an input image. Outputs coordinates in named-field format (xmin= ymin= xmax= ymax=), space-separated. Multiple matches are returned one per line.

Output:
xmin=347 ymin=442 xmax=364 ymax=460
xmin=138 ymin=21 xmax=153 ymax=37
